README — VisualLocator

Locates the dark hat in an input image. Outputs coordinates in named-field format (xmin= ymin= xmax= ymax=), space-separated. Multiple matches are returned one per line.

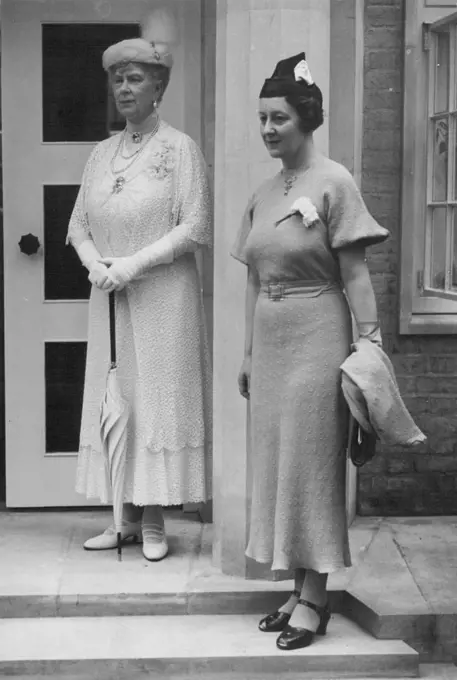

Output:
xmin=259 ymin=52 xmax=322 ymax=105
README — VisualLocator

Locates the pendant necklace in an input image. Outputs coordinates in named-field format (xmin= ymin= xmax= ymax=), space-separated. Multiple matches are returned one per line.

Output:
xmin=283 ymin=173 xmax=297 ymax=196
xmin=110 ymin=116 xmax=160 ymax=194
xmin=281 ymin=161 xmax=313 ymax=196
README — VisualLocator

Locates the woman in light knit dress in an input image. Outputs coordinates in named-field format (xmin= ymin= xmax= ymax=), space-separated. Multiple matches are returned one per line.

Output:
xmin=67 ymin=17 xmax=212 ymax=562
xmin=232 ymin=53 xmax=388 ymax=651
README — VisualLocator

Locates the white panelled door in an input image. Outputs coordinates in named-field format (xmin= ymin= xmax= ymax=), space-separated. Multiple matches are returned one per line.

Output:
xmin=3 ymin=0 xmax=202 ymax=507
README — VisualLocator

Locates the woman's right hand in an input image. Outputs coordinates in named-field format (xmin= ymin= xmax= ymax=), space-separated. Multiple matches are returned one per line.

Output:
xmin=238 ymin=356 xmax=252 ymax=400
xmin=88 ymin=261 xmax=111 ymax=290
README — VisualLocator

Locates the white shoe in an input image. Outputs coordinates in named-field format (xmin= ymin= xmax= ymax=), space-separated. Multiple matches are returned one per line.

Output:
xmin=142 ymin=522 xmax=169 ymax=562
xmin=83 ymin=521 xmax=142 ymax=551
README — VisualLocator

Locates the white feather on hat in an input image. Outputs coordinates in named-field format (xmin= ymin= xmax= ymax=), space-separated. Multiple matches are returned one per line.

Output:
xmin=102 ymin=5 xmax=176 ymax=71
xmin=141 ymin=6 xmax=177 ymax=47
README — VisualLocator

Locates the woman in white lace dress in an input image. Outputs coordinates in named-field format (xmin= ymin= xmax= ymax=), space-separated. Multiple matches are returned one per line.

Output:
xmin=66 ymin=27 xmax=212 ymax=561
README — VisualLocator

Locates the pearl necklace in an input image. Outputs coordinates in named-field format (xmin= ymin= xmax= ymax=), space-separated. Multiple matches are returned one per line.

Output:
xmin=110 ymin=117 xmax=160 ymax=194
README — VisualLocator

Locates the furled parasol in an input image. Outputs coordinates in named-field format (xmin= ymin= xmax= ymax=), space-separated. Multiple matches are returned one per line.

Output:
xmin=100 ymin=291 xmax=129 ymax=561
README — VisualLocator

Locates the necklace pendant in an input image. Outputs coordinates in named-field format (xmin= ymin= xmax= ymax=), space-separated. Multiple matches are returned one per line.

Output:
xmin=113 ymin=176 xmax=126 ymax=194
xmin=132 ymin=132 xmax=142 ymax=144
xmin=283 ymin=175 xmax=296 ymax=196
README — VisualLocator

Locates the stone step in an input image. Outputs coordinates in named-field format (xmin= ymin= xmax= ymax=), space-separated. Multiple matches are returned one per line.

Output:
xmin=0 ymin=587 xmax=345 ymax=618
xmin=0 ymin=613 xmax=418 ymax=679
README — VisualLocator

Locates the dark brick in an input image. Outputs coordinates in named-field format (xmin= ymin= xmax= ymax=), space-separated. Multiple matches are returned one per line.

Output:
xmin=414 ymin=415 xmax=457 ymax=454
xmin=402 ymin=396 xmax=432 ymax=416
xmin=428 ymin=355 xmax=457 ymax=374
xmin=365 ymin=27 xmax=402 ymax=50
xmin=364 ymin=107 xmax=402 ymax=131
xmin=363 ymin=147 xmax=402 ymax=172
xmin=368 ymin=256 xmax=398 ymax=275
xmin=363 ymin=172 xmax=402 ymax=196
xmin=358 ymin=453 xmax=387 ymax=475
xmin=358 ymin=473 xmax=457 ymax=515
xmin=364 ymin=192 xmax=400 ymax=216
xmin=391 ymin=354 xmax=429 ymax=375
xmin=366 ymin=49 xmax=403 ymax=71
xmin=385 ymin=456 xmax=415 ymax=474
xmin=364 ymin=69 xmax=402 ymax=93
xmin=426 ymin=396 xmax=457 ymax=415
xmin=363 ymin=128 xmax=402 ymax=152
xmin=377 ymin=298 xmax=398 ymax=318
xmin=393 ymin=337 xmax=457 ymax=355
xmin=414 ymin=455 xmax=457 ymax=474
xmin=416 ymin=376 xmax=457 ymax=394
xmin=366 ymin=5 xmax=404 ymax=27
xmin=370 ymin=273 xmax=397 ymax=295
xmin=364 ymin=87 xmax=403 ymax=111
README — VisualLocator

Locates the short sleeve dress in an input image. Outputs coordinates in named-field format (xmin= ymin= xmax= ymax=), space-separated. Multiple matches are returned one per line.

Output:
xmin=67 ymin=121 xmax=212 ymax=507
xmin=231 ymin=154 xmax=388 ymax=574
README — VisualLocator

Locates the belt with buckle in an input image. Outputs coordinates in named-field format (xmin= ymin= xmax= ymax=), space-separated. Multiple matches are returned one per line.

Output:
xmin=267 ymin=283 xmax=285 ymax=301
xmin=261 ymin=280 xmax=339 ymax=301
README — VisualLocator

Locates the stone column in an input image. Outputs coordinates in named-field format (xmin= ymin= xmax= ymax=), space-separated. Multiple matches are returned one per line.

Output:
xmin=329 ymin=0 xmax=366 ymax=525
xmin=212 ymin=0 xmax=331 ymax=577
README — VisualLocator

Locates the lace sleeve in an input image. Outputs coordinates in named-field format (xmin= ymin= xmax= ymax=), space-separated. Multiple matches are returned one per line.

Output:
xmin=168 ymin=134 xmax=212 ymax=258
xmin=65 ymin=145 xmax=100 ymax=248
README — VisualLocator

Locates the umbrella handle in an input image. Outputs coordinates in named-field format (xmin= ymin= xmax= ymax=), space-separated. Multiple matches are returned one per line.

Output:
xmin=109 ymin=291 xmax=116 ymax=366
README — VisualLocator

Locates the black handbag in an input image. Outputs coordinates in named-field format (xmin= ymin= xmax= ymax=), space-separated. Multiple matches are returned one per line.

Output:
xmin=348 ymin=416 xmax=377 ymax=468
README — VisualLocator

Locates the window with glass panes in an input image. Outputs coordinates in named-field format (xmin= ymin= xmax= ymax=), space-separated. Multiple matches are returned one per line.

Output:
xmin=426 ymin=17 xmax=457 ymax=297
xmin=401 ymin=3 xmax=457 ymax=334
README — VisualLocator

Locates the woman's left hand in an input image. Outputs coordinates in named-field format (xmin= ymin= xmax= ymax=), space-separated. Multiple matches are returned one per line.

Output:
xmin=358 ymin=324 xmax=382 ymax=348
xmin=98 ymin=256 xmax=138 ymax=293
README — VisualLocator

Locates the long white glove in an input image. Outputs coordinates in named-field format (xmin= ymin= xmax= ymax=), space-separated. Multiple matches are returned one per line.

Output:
xmin=99 ymin=235 xmax=174 ymax=293
xmin=76 ymin=239 xmax=111 ymax=290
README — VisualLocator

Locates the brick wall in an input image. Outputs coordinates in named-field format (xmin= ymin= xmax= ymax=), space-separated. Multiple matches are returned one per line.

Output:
xmin=359 ymin=0 xmax=457 ymax=515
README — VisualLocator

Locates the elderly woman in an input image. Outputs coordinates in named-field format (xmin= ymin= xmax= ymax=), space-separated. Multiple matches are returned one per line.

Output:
xmin=231 ymin=53 xmax=388 ymax=651
xmin=66 ymin=22 xmax=212 ymax=562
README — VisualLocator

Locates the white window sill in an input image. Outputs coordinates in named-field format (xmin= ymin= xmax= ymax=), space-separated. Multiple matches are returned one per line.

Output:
xmin=400 ymin=312 xmax=457 ymax=334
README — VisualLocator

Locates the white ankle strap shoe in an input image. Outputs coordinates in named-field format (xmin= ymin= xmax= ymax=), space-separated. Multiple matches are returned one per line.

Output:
xmin=83 ymin=521 xmax=142 ymax=551
xmin=142 ymin=522 xmax=169 ymax=562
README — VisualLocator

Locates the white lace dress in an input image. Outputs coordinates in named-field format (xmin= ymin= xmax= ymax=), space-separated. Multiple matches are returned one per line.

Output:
xmin=67 ymin=121 xmax=212 ymax=506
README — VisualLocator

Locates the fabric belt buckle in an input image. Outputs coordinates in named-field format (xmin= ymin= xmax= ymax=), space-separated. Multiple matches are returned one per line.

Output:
xmin=268 ymin=283 xmax=285 ymax=301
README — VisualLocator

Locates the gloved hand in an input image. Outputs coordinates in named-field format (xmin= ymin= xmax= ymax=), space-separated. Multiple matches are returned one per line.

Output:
xmin=98 ymin=256 xmax=139 ymax=293
xmin=88 ymin=261 xmax=112 ymax=289
xmin=76 ymin=239 xmax=111 ymax=290
xmin=358 ymin=322 xmax=382 ymax=348
xmin=99 ymin=235 xmax=174 ymax=293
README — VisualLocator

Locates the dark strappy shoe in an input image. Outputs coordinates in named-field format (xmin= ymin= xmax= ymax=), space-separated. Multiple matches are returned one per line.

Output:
xmin=276 ymin=599 xmax=331 ymax=650
xmin=258 ymin=590 xmax=300 ymax=633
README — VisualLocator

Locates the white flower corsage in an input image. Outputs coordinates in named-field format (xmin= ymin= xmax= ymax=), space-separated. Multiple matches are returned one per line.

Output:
xmin=275 ymin=196 xmax=320 ymax=228
xmin=294 ymin=59 xmax=314 ymax=85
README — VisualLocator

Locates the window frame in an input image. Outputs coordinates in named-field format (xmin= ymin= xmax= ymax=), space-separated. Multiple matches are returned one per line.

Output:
xmin=401 ymin=1 xmax=457 ymax=334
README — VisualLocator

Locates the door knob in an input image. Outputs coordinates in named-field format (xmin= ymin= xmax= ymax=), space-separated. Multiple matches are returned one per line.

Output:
xmin=19 ymin=234 xmax=41 ymax=256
